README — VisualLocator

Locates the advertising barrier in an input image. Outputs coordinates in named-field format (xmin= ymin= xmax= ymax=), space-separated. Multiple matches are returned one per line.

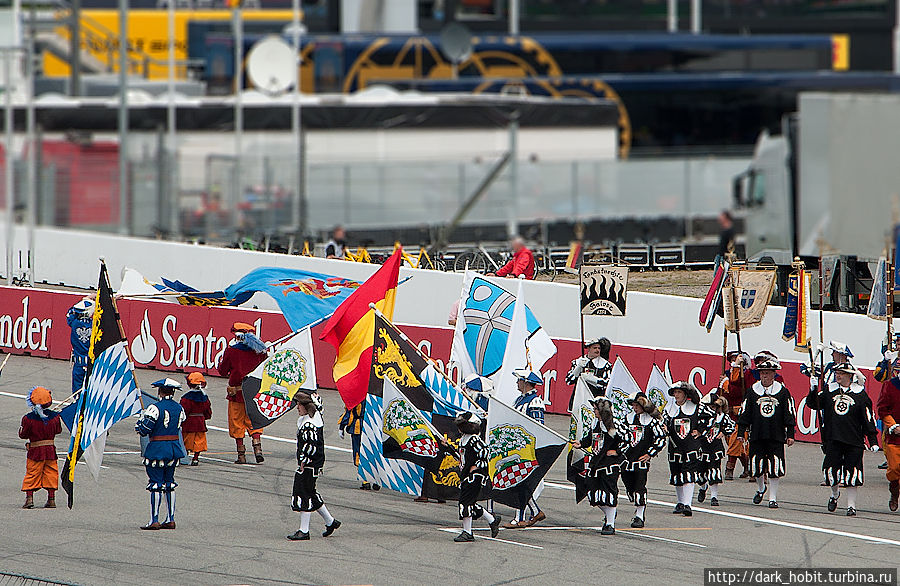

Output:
xmin=0 ymin=285 xmax=868 ymax=443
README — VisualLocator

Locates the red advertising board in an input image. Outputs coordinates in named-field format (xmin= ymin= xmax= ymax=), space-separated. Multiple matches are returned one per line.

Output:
xmin=0 ymin=286 xmax=871 ymax=442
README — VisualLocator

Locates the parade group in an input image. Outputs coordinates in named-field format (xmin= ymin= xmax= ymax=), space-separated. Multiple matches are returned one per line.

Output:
xmin=16 ymin=297 xmax=900 ymax=544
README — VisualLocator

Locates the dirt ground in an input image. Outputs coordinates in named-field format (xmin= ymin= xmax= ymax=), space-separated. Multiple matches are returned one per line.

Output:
xmin=550 ymin=268 xmax=713 ymax=298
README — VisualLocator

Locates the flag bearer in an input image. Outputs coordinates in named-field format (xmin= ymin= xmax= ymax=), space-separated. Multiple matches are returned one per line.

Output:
xmin=288 ymin=392 xmax=341 ymax=541
xmin=620 ymin=392 xmax=666 ymax=527
xmin=877 ymin=354 xmax=900 ymax=511
xmin=808 ymin=363 xmax=880 ymax=516
xmin=180 ymin=372 xmax=213 ymax=466
xmin=452 ymin=411 xmax=502 ymax=542
xmin=697 ymin=392 xmax=735 ymax=506
xmin=565 ymin=338 xmax=612 ymax=408
xmin=19 ymin=386 xmax=62 ymax=509
xmin=66 ymin=298 xmax=94 ymax=393
xmin=722 ymin=352 xmax=751 ymax=480
xmin=737 ymin=357 xmax=796 ymax=509
xmin=663 ymin=381 xmax=713 ymax=517
xmin=572 ymin=398 xmax=628 ymax=535
xmin=339 ymin=402 xmax=379 ymax=491
xmin=218 ymin=322 xmax=267 ymax=464
xmin=135 ymin=378 xmax=186 ymax=530
xmin=505 ymin=369 xmax=547 ymax=528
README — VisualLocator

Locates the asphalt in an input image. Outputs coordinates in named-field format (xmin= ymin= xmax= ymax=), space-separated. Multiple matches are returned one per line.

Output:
xmin=1 ymin=355 xmax=899 ymax=586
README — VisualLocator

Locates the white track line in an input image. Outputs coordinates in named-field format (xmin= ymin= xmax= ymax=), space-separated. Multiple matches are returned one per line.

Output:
xmin=437 ymin=527 xmax=543 ymax=549
xmin=206 ymin=424 xmax=353 ymax=453
xmin=617 ymin=529 xmax=706 ymax=548
xmin=543 ymin=481 xmax=900 ymax=548
xmin=491 ymin=524 xmax=706 ymax=548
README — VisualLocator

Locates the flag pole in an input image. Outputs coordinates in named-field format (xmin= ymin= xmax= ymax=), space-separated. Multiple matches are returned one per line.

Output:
xmin=725 ymin=256 xmax=745 ymax=393
xmin=368 ymin=303 xmax=482 ymax=410
xmin=100 ymin=258 xmax=144 ymax=409
xmin=890 ymin=245 xmax=896 ymax=351
xmin=0 ymin=351 xmax=10 ymax=373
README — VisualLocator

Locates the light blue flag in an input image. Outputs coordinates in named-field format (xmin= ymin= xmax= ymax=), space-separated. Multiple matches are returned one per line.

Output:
xmin=224 ymin=268 xmax=362 ymax=330
xmin=868 ymin=256 xmax=888 ymax=320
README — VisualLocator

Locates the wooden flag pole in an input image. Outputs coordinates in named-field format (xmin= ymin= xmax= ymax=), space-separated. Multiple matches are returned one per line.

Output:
xmin=890 ymin=244 xmax=896 ymax=351
xmin=100 ymin=258 xmax=144 ymax=409
xmin=725 ymin=255 xmax=745 ymax=393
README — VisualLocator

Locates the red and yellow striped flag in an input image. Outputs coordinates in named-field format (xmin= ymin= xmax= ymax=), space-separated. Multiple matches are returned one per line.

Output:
xmin=320 ymin=248 xmax=402 ymax=408
xmin=795 ymin=269 xmax=811 ymax=352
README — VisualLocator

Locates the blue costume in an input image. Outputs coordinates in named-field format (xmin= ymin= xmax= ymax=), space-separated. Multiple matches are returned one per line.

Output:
xmin=513 ymin=391 xmax=545 ymax=424
xmin=509 ymin=369 xmax=546 ymax=527
xmin=135 ymin=379 xmax=186 ymax=530
xmin=66 ymin=303 xmax=93 ymax=393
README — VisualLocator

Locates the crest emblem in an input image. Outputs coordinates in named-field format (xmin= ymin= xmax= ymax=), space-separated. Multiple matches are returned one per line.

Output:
xmin=272 ymin=276 xmax=359 ymax=299
xmin=628 ymin=424 xmax=644 ymax=447
xmin=758 ymin=396 xmax=777 ymax=418
xmin=373 ymin=328 xmax=421 ymax=388
xmin=676 ymin=417 xmax=691 ymax=439
xmin=592 ymin=432 xmax=606 ymax=454
xmin=834 ymin=394 xmax=854 ymax=416
xmin=740 ymin=288 xmax=757 ymax=309
xmin=488 ymin=424 xmax=538 ymax=490
xmin=383 ymin=397 xmax=438 ymax=457
xmin=253 ymin=348 xmax=308 ymax=420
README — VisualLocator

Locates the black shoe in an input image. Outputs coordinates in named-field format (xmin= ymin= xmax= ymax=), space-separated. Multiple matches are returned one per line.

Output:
xmin=682 ymin=505 xmax=693 ymax=517
xmin=360 ymin=482 xmax=372 ymax=491
xmin=710 ymin=497 xmax=719 ymax=507
xmin=879 ymin=461 xmax=889 ymax=470
xmin=631 ymin=516 xmax=644 ymax=528
xmin=322 ymin=519 xmax=341 ymax=537
xmin=698 ymin=487 xmax=707 ymax=503
xmin=372 ymin=484 xmax=381 ymax=491
xmin=600 ymin=524 xmax=615 ymax=535
xmin=489 ymin=514 xmax=502 ymax=538
xmin=753 ymin=486 xmax=768 ymax=505
xmin=672 ymin=503 xmax=685 ymax=514
xmin=286 ymin=530 xmax=310 ymax=541
xmin=454 ymin=531 xmax=474 ymax=542
xmin=828 ymin=494 xmax=839 ymax=512
xmin=768 ymin=501 xmax=778 ymax=509
xmin=847 ymin=507 xmax=857 ymax=517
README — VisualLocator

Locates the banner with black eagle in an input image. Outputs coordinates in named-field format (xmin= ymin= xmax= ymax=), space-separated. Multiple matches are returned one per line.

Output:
xmin=358 ymin=313 xmax=479 ymax=500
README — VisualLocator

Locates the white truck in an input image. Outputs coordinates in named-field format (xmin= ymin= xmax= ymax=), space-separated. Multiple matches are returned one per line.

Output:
xmin=733 ymin=92 xmax=900 ymax=311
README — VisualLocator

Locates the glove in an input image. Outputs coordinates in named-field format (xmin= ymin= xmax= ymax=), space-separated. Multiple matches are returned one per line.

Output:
xmin=870 ymin=445 xmax=881 ymax=452
xmin=890 ymin=424 xmax=900 ymax=436
xmin=339 ymin=429 xmax=346 ymax=439
xmin=885 ymin=350 xmax=898 ymax=363
xmin=582 ymin=373 xmax=601 ymax=387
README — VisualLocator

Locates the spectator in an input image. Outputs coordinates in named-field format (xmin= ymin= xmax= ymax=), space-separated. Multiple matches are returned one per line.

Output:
xmin=718 ymin=211 xmax=735 ymax=256
xmin=325 ymin=226 xmax=347 ymax=259
xmin=489 ymin=236 xmax=535 ymax=280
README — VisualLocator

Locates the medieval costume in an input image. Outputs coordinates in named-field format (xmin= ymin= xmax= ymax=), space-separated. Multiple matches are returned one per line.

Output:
xmin=620 ymin=392 xmax=666 ymax=527
xmin=180 ymin=372 xmax=212 ymax=466
xmin=339 ymin=402 xmax=379 ymax=491
xmin=663 ymin=381 xmax=712 ymax=517
xmin=462 ymin=374 xmax=493 ymax=413
xmin=566 ymin=338 xmax=612 ymax=409
xmin=876 ymin=355 xmax=900 ymax=511
xmin=288 ymin=393 xmax=341 ymax=541
xmin=808 ymin=363 xmax=879 ymax=516
xmin=576 ymin=398 xmax=629 ymax=535
xmin=722 ymin=351 xmax=751 ymax=480
xmin=697 ymin=393 xmax=735 ymax=506
xmin=505 ymin=369 xmax=546 ymax=528
xmin=736 ymin=357 xmax=796 ymax=509
xmin=135 ymin=378 xmax=186 ymax=530
xmin=217 ymin=322 xmax=267 ymax=464
xmin=19 ymin=387 xmax=62 ymax=509
xmin=66 ymin=299 xmax=93 ymax=394
xmin=453 ymin=412 xmax=501 ymax=542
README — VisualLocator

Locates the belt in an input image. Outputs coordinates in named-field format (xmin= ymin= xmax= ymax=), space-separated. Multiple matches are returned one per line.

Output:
xmin=150 ymin=435 xmax=179 ymax=442
xmin=28 ymin=440 xmax=55 ymax=447
xmin=188 ymin=413 xmax=206 ymax=417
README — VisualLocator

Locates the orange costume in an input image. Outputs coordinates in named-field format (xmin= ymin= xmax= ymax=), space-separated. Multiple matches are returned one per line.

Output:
xmin=217 ymin=322 xmax=267 ymax=464
xmin=181 ymin=372 xmax=213 ymax=466
xmin=876 ymin=376 xmax=900 ymax=510
xmin=19 ymin=387 xmax=62 ymax=509
xmin=722 ymin=364 xmax=751 ymax=479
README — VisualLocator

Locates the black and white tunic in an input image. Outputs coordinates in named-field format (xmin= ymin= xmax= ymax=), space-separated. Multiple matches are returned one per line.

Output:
xmin=566 ymin=356 xmax=612 ymax=397
xmin=807 ymin=382 xmax=879 ymax=487
xmin=620 ymin=412 xmax=666 ymax=505
xmin=579 ymin=420 xmax=628 ymax=507
xmin=292 ymin=412 xmax=326 ymax=513
xmin=458 ymin=433 xmax=490 ymax=520
xmin=737 ymin=381 xmax=796 ymax=478
xmin=700 ymin=412 xmax=736 ymax=485
xmin=664 ymin=400 xmax=713 ymax=486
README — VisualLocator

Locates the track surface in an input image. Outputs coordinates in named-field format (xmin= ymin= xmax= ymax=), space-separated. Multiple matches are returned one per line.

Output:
xmin=1 ymin=356 xmax=898 ymax=586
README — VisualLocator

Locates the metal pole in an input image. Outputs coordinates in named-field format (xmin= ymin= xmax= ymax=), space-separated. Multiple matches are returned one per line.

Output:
xmin=233 ymin=6 xmax=243 ymax=239
xmin=70 ymin=0 xmax=80 ymax=95
xmin=167 ymin=0 xmax=178 ymax=238
xmin=290 ymin=1 xmax=302 ymax=236
xmin=26 ymin=2 xmax=36 ymax=285
xmin=507 ymin=118 xmax=519 ymax=238
xmin=668 ymin=0 xmax=678 ymax=32
xmin=508 ymin=0 xmax=519 ymax=35
xmin=691 ymin=0 xmax=701 ymax=34
xmin=117 ymin=0 xmax=128 ymax=235
xmin=895 ymin=0 xmax=900 ymax=73
xmin=4 ymin=49 xmax=14 ymax=284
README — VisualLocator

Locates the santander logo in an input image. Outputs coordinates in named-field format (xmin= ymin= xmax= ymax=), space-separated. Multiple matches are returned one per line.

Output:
xmin=131 ymin=310 xmax=157 ymax=365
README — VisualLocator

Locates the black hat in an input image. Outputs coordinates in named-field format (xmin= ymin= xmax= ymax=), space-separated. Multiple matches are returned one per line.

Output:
xmin=667 ymin=381 xmax=701 ymax=404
